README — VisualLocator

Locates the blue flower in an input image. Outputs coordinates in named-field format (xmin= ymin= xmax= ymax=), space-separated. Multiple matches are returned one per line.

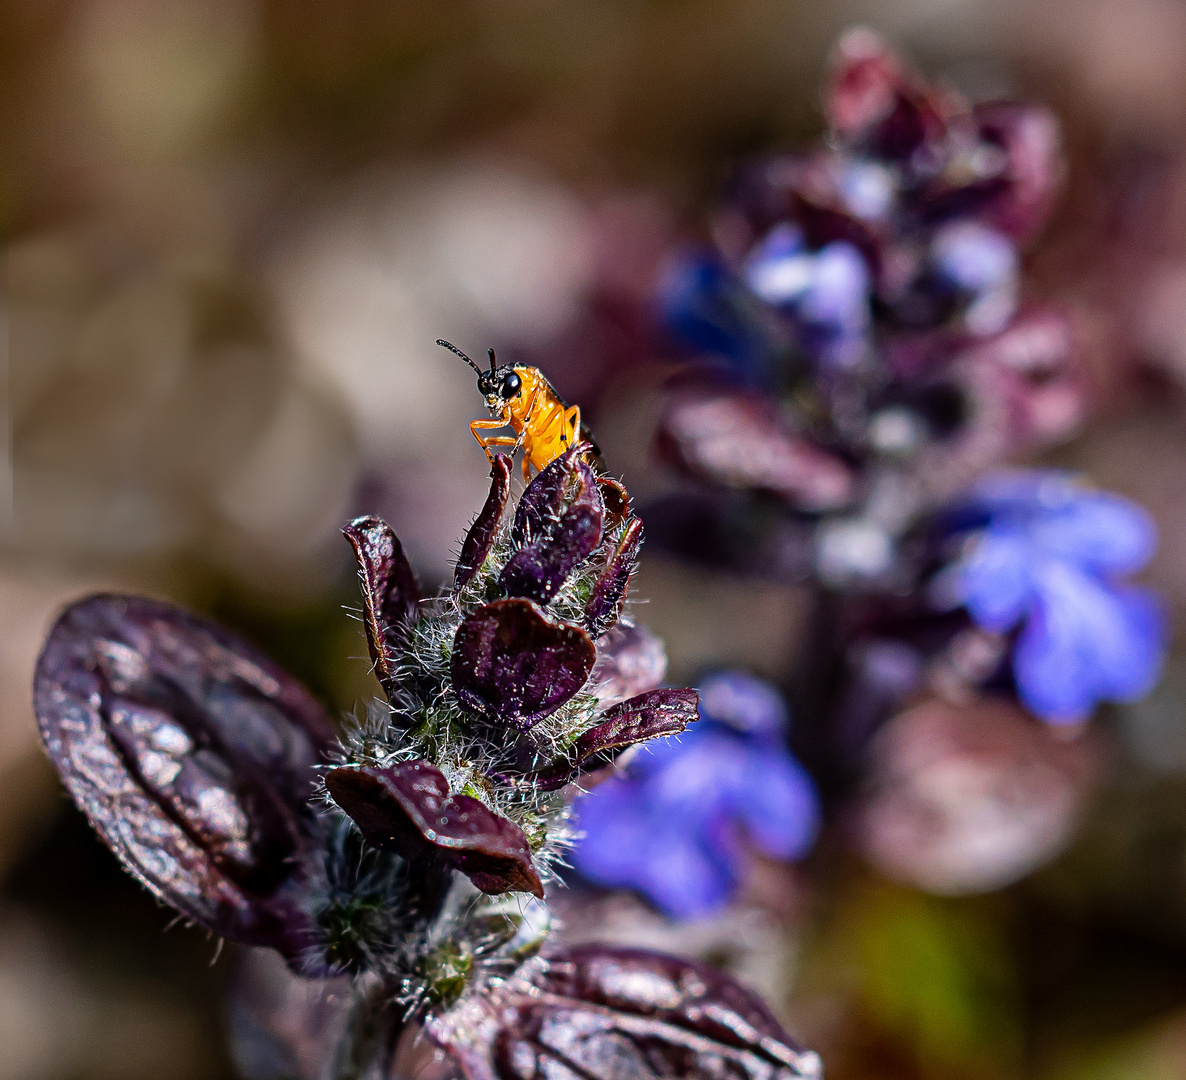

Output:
xmin=928 ymin=221 xmax=1018 ymax=334
xmin=942 ymin=470 xmax=1166 ymax=725
xmin=570 ymin=671 xmax=821 ymax=919
xmin=743 ymin=225 xmax=871 ymax=370
xmin=658 ymin=252 xmax=778 ymax=382
xmin=659 ymin=226 xmax=873 ymax=380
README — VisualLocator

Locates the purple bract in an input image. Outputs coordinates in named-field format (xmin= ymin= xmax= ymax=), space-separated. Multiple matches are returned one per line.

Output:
xmin=325 ymin=761 xmax=544 ymax=897
xmin=426 ymin=944 xmax=822 ymax=1080
xmin=343 ymin=515 xmax=421 ymax=702
xmin=456 ymin=455 xmax=513 ymax=591
xmin=451 ymin=598 xmax=597 ymax=732
xmin=33 ymin=593 xmax=334 ymax=961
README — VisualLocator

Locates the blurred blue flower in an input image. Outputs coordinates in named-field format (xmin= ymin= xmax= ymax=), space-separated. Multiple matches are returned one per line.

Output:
xmin=658 ymin=253 xmax=776 ymax=381
xmin=571 ymin=671 xmax=821 ymax=919
xmin=943 ymin=470 xmax=1166 ymax=725
xmin=659 ymin=226 xmax=873 ymax=380
xmin=929 ymin=221 xmax=1018 ymax=334
xmin=743 ymin=225 xmax=871 ymax=369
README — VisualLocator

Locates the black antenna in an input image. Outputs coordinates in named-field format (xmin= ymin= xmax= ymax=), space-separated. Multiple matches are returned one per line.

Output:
xmin=436 ymin=339 xmax=482 ymax=376
xmin=487 ymin=348 xmax=497 ymax=372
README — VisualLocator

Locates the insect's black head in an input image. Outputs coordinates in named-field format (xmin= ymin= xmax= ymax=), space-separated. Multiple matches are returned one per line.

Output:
xmin=479 ymin=366 xmax=521 ymax=402
xmin=438 ymin=339 xmax=522 ymax=406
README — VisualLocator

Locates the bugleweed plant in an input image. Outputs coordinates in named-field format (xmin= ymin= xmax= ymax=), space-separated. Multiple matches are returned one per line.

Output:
xmin=33 ymin=444 xmax=823 ymax=1079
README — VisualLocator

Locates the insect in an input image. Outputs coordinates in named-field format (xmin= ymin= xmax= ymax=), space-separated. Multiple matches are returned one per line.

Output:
xmin=438 ymin=339 xmax=599 ymax=480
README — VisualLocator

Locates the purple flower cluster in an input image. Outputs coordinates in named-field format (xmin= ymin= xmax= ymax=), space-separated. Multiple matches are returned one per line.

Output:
xmin=654 ymin=29 xmax=1084 ymax=585
xmin=580 ymin=29 xmax=1169 ymax=899
xmin=665 ymin=27 xmax=1062 ymax=376
xmin=572 ymin=671 xmax=820 ymax=918
xmin=639 ymin=32 xmax=1165 ymax=739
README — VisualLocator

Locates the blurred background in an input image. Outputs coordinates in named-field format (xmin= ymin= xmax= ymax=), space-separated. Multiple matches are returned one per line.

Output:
xmin=8 ymin=0 xmax=1186 ymax=1077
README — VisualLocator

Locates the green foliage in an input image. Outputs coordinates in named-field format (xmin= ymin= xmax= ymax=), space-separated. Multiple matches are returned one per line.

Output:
xmin=802 ymin=877 xmax=1022 ymax=1078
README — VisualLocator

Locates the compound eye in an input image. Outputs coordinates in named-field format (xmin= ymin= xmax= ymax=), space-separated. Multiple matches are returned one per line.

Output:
xmin=502 ymin=372 xmax=521 ymax=398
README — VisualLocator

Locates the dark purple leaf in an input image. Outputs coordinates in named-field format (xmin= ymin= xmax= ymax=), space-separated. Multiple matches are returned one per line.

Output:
xmin=343 ymin=516 xmax=420 ymax=702
xmin=501 ymin=446 xmax=604 ymax=605
xmin=456 ymin=456 xmax=513 ymax=591
xmin=912 ymin=102 xmax=1062 ymax=243
xmin=33 ymin=594 xmax=333 ymax=958
xmin=856 ymin=698 xmax=1096 ymax=895
xmin=531 ymin=687 xmax=700 ymax=791
xmin=451 ymin=599 xmax=596 ymax=732
xmin=959 ymin=306 xmax=1085 ymax=451
xmin=575 ymin=688 xmax=699 ymax=758
xmin=825 ymin=27 xmax=950 ymax=165
xmin=660 ymin=392 xmax=854 ymax=511
xmin=325 ymin=761 xmax=544 ymax=898
xmin=972 ymin=101 xmax=1063 ymax=243
xmin=591 ymin=623 xmax=668 ymax=710
xmin=425 ymin=945 xmax=822 ymax=1080
xmin=583 ymin=519 xmax=644 ymax=638
xmin=512 ymin=444 xmax=601 ymax=547
xmin=499 ymin=507 xmax=603 ymax=606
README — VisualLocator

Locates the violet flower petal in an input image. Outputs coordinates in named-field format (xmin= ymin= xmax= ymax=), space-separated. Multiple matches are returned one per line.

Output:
xmin=451 ymin=599 xmax=596 ymax=732
xmin=343 ymin=516 xmax=420 ymax=702
xmin=583 ymin=518 xmax=643 ymax=637
xmin=426 ymin=946 xmax=822 ymax=1080
xmin=455 ymin=455 xmax=513 ymax=591
xmin=325 ymin=761 xmax=544 ymax=898
xmin=33 ymin=594 xmax=332 ymax=957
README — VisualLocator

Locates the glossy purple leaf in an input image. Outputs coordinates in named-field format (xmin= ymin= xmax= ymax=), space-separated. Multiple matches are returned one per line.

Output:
xmin=451 ymin=599 xmax=596 ymax=732
xmin=576 ymin=688 xmax=699 ymax=757
xmin=343 ymin=516 xmax=420 ymax=702
xmin=591 ymin=623 xmax=668 ymax=710
xmin=512 ymin=443 xmax=601 ymax=546
xmin=501 ymin=445 xmax=604 ymax=605
xmin=499 ymin=508 xmax=603 ymax=606
xmin=660 ymin=391 xmax=854 ymax=511
xmin=825 ymin=27 xmax=950 ymax=165
xmin=425 ymin=945 xmax=822 ymax=1080
xmin=456 ymin=456 xmax=513 ymax=591
xmin=33 ymin=593 xmax=334 ymax=958
xmin=973 ymin=101 xmax=1063 ymax=244
xmin=325 ymin=761 xmax=544 ymax=898
xmin=583 ymin=518 xmax=644 ymax=638
xmin=532 ymin=687 xmax=700 ymax=791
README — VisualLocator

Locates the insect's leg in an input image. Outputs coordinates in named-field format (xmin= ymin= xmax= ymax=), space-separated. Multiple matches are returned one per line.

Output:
xmin=562 ymin=404 xmax=581 ymax=448
xmin=522 ymin=454 xmax=533 ymax=483
xmin=471 ymin=418 xmax=513 ymax=464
